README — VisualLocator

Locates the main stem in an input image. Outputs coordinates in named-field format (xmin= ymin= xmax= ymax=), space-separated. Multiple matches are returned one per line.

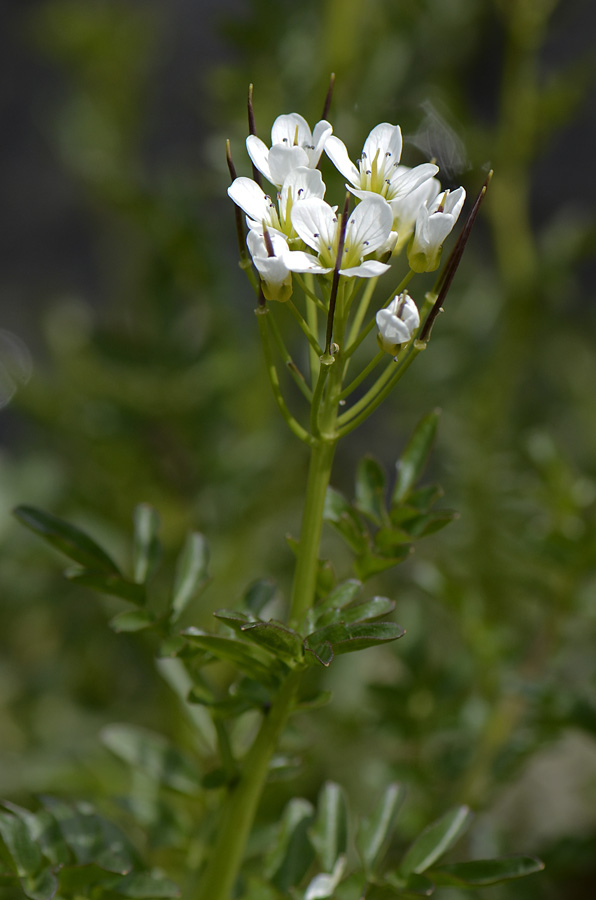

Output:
xmin=196 ymin=374 xmax=341 ymax=900
xmin=195 ymin=671 xmax=302 ymax=900
xmin=289 ymin=437 xmax=337 ymax=627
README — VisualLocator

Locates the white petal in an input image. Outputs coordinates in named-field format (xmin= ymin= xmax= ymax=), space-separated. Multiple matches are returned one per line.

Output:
xmin=246 ymin=135 xmax=272 ymax=182
xmin=362 ymin=123 xmax=402 ymax=166
xmin=291 ymin=198 xmax=338 ymax=253
xmin=388 ymin=162 xmax=439 ymax=198
xmin=247 ymin=228 xmax=289 ymax=259
xmin=345 ymin=195 xmax=393 ymax=255
xmin=284 ymin=249 xmax=331 ymax=274
xmin=254 ymin=255 xmax=290 ymax=282
xmin=443 ymin=186 xmax=466 ymax=217
xmin=228 ymin=177 xmax=273 ymax=222
xmin=271 ymin=112 xmax=311 ymax=147
xmin=386 ymin=294 xmax=420 ymax=330
xmin=310 ymin=119 xmax=333 ymax=164
xmin=341 ymin=260 xmax=390 ymax=277
xmin=324 ymin=136 xmax=359 ymax=184
xmin=280 ymin=167 xmax=326 ymax=213
xmin=268 ymin=145 xmax=310 ymax=186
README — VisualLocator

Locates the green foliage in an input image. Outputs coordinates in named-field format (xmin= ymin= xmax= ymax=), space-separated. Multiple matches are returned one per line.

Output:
xmin=0 ymin=798 xmax=179 ymax=900
xmin=246 ymin=783 xmax=543 ymax=898
xmin=324 ymin=412 xmax=456 ymax=581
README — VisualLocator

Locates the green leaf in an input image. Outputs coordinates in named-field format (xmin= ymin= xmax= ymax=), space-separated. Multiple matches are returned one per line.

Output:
xmin=170 ymin=532 xmax=210 ymax=622
xmin=304 ymin=638 xmax=335 ymax=667
xmin=356 ymin=783 xmax=405 ymax=876
xmin=335 ymin=596 xmax=395 ymax=625
xmin=374 ymin=527 xmax=412 ymax=552
xmin=66 ymin=570 xmax=146 ymax=606
xmin=305 ymin=855 xmax=347 ymax=900
xmin=316 ymin=580 xmax=362 ymax=619
xmin=181 ymin=628 xmax=281 ymax=686
xmin=305 ymin=623 xmax=405 ymax=666
xmin=355 ymin=456 xmax=387 ymax=525
xmin=212 ymin=609 xmax=254 ymax=631
xmin=310 ymin=782 xmax=349 ymax=872
xmin=243 ymin=579 xmax=277 ymax=615
xmin=133 ymin=504 xmax=162 ymax=583
xmin=101 ymin=725 xmax=201 ymax=795
xmin=324 ymin=488 xmax=368 ymax=553
xmin=39 ymin=797 xmax=136 ymax=873
xmin=406 ymin=484 xmax=444 ymax=512
xmin=265 ymin=798 xmax=315 ymax=893
xmin=109 ymin=609 xmax=156 ymax=632
xmin=240 ymin=621 xmax=303 ymax=662
xmin=14 ymin=506 xmax=120 ymax=574
xmin=0 ymin=808 xmax=61 ymax=899
xmin=0 ymin=802 xmax=69 ymax=869
xmin=20 ymin=868 xmax=59 ymax=900
xmin=399 ymin=511 xmax=458 ymax=539
xmin=392 ymin=410 xmax=440 ymax=504
xmin=106 ymin=870 xmax=181 ymax=897
xmin=399 ymin=806 xmax=473 ymax=877
xmin=429 ymin=856 xmax=545 ymax=887
xmin=369 ymin=872 xmax=435 ymax=899
xmin=354 ymin=548 xmax=411 ymax=581
xmin=0 ymin=811 xmax=43 ymax=877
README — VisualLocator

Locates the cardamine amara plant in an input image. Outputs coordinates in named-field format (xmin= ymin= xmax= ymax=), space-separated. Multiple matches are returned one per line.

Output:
xmin=3 ymin=83 xmax=544 ymax=900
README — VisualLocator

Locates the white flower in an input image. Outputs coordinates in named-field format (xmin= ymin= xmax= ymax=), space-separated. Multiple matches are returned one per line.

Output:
xmin=286 ymin=194 xmax=393 ymax=278
xmin=247 ymin=113 xmax=332 ymax=188
xmin=325 ymin=123 xmax=438 ymax=211
xmin=228 ymin=177 xmax=281 ymax=234
xmin=376 ymin=292 xmax=420 ymax=354
xmin=408 ymin=186 xmax=466 ymax=272
xmin=228 ymin=168 xmax=326 ymax=239
xmin=390 ymin=166 xmax=441 ymax=251
xmin=246 ymin=229 xmax=294 ymax=302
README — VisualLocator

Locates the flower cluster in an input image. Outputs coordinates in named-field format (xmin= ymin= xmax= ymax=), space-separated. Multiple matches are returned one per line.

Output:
xmin=228 ymin=111 xmax=466 ymax=350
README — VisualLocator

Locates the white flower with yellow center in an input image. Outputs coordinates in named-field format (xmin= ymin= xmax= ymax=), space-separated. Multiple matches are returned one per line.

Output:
xmin=408 ymin=186 xmax=466 ymax=272
xmin=376 ymin=293 xmax=420 ymax=354
xmin=286 ymin=194 xmax=394 ymax=278
xmin=325 ymin=123 xmax=438 ymax=213
xmin=247 ymin=113 xmax=332 ymax=188
xmin=228 ymin=168 xmax=326 ymax=239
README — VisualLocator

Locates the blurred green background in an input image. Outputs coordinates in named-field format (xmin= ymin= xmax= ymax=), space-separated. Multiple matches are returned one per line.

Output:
xmin=1 ymin=0 xmax=596 ymax=897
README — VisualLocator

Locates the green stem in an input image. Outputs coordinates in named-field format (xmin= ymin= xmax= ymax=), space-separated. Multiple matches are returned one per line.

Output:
xmin=267 ymin=312 xmax=312 ymax=402
xmin=289 ymin=437 xmax=337 ymax=627
xmin=337 ymin=340 xmax=426 ymax=437
xmin=256 ymin=309 xmax=315 ymax=446
xmin=339 ymin=349 xmax=384 ymax=401
xmin=287 ymin=300 xmax=323 ymax=354
xmin=345 ymin=276 xmax=378 ymax=348
xmin=196 ymin=670 xmax=302 ymax=900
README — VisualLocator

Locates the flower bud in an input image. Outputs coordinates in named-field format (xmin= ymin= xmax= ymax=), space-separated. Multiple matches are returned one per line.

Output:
xmin=376 ymin=292 xmax=420 ymax=354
